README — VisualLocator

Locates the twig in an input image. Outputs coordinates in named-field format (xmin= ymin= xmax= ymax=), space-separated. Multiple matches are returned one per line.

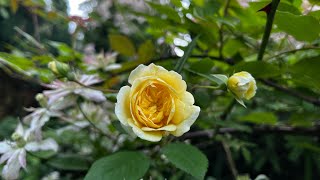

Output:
xmin=257 ymin=0 xmax=280 ymax=61
xmin=181 ymin=125 xmax=320 ymax=139
xmin=260 ymin=79 xmax=320 ymax=106
xmin=265 ymin=47 xmax=320 ymax=61
xmin=222 ymin=141 xmax=238 ymax=180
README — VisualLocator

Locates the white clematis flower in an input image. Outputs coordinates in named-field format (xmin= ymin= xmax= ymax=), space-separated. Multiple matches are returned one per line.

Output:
xmin=23 ymin=95 xmax=76 ymax=140
xmin=43 ymin=74 xmax=106 ymax=105
xmin=0 ymin=124 xmax=58 ymax=180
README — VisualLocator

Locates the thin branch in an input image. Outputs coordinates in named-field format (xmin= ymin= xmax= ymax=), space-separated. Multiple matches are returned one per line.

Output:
xmin=257 ymin=0 xmax=280 ymax=61
xmin=181 ymin=125 xmax=320 ymax=139
xmin=260 ymin=79 xmax=320 ymax=106
xmin=265 ymin=47 xmax=320 ymax=61
xmin=222 ymin=141 xmax=238 ymax=180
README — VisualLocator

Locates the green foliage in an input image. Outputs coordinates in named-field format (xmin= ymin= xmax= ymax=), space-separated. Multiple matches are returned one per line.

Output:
xmin=230 ymin=61 xmax=281 ymax=78
xmin=138 ymin=40 xmax=155 ymax=62
xmin=175 ymin=35 xmax=199 ymax=73
xmin=109 ymin=34 xmax=136 ymax=56
xmin=239 ymin=112 xmax=278 ymax=125
xmin=48 ymin=154 xmax=90 ymax=171
xmin=1 ymin=0 xmax=320 ymax=179
xmin=85 ymin=151 xmax=150 ymax=180
xmin=162 ymin=143 xmax=208 ymax=179
xmin=274 ymin=11 xmax=320 ymax=42
xmin=289 ymin=56 xmax=320 ymax=92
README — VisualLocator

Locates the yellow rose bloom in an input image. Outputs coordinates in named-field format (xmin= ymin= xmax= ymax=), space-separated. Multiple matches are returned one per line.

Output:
xmin=227 ymin=71 xmax=257 ymax=100
xmin=115 ymin=63 xmax=200 ymax=142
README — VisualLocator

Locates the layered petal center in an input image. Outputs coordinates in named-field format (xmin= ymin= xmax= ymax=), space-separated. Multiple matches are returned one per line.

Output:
xmin=132 ymin=81 xmax=173 ymax=129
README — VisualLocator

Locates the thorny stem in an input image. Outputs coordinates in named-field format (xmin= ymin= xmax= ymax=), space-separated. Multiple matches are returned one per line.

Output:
xmin=257 ymin=0 xmax=280 ymax=61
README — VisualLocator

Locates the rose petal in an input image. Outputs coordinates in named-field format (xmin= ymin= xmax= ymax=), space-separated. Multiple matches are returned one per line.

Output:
xmin=141 ymin=124 xmax=177 ymax=132
xmin=115 ymin=86 xmax=132 ymax=126
xmin=127 ymin=119 xmax=163 ymax=142
xmin=129 ymin=64 xmax=187 ymax=94
xmin=171 ymin=105 xmax=200 ymax=137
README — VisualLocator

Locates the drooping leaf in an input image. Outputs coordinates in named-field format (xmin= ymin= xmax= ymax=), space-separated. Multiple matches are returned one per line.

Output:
xmin=187 ymin=69 xmax=228 ymax=87
xmin=162 ymin=143 xmax=208 ymax=180
xmin=274 ymin=11 xmax=320 ymax=42
xmin=109 ymin=34 xmax=136 ymax=56
xmin=84 ymin=151 xmax=150 ymax=180
xmin=174 ymin=35 xmax=199 ymax=73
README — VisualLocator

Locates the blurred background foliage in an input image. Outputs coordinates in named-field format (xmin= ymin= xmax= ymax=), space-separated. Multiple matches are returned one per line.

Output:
xmin=0 ymin=0 xmax=320 ymax=179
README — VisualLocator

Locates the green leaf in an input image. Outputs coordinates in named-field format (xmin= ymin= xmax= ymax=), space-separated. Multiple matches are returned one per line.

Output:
xmin=309 ymin=0 xmax=320 ymax=5
xmin=250 ymin=1 xmax=300 ymax=15
xmin=239 ymin=112 xmax=278 ymax=125
xmin=175 ymin=35 xmax=199 ymax=73
xmin=187 ymin=69 xmax=228 ymax=87
xmin=229 ymin=61 xmax=281 ymax=78
xmin=138 ymin=40 xmax=155 ymax=62
xmin=84 ymin=151 xmax=150 ymax=180
xmin=289 ymin=56 xmax=320 ymax=92
xmin=274 ymin=11 xmax=320 ymax=42
xmin=190 ymin=58 xmax=214 ymax=74
xmin=147 ymin=2 xmax=181 ymax=22
xmin=48 ymin=154 xmax=90 ymax=171
xmin=0 ymin=53 xmax=33 ymax=76
xmin=193 ymin=1 xmax=221 ymax=18
xmin=162 ymin=143 xmax=208 ymax=180
xmin=308 ymin=10 xmax=320 ymax=20
xmin=174 ymin=35 xmax=199 ymax=73
xmin=109 ymin=34 xmax=136 ymax=56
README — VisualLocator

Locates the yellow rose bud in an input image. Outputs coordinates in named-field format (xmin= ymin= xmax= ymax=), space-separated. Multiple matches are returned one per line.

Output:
xmin=48 ymin=61 xmax=70 ymax=77
xmin=227 ymin=71 xmax=257 ymax=101
xmin=115 ymin=63 xmax=200 ymax=142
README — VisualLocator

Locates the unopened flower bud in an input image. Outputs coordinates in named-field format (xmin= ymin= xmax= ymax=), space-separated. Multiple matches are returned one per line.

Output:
xmin=227 ymin=71 xmax=257 ymax=101
xmin=11 ymin=133 xmax=26 ymax=147
xmin=48 ymin=61 xmax=70 ymax=77
xmin=35 ymin=93 xmax=47 ymax=107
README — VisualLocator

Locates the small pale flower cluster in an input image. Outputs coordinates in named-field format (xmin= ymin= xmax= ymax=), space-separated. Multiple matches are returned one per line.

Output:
xmin=0 ymin=73 xmax=110 ymax=179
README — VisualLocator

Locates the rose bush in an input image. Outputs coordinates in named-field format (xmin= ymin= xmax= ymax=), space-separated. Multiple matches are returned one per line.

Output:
xmin=115 ymin=63 xmax=200 ymax=142
xmin=227 ymin=71 xmax=257 ymax=101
